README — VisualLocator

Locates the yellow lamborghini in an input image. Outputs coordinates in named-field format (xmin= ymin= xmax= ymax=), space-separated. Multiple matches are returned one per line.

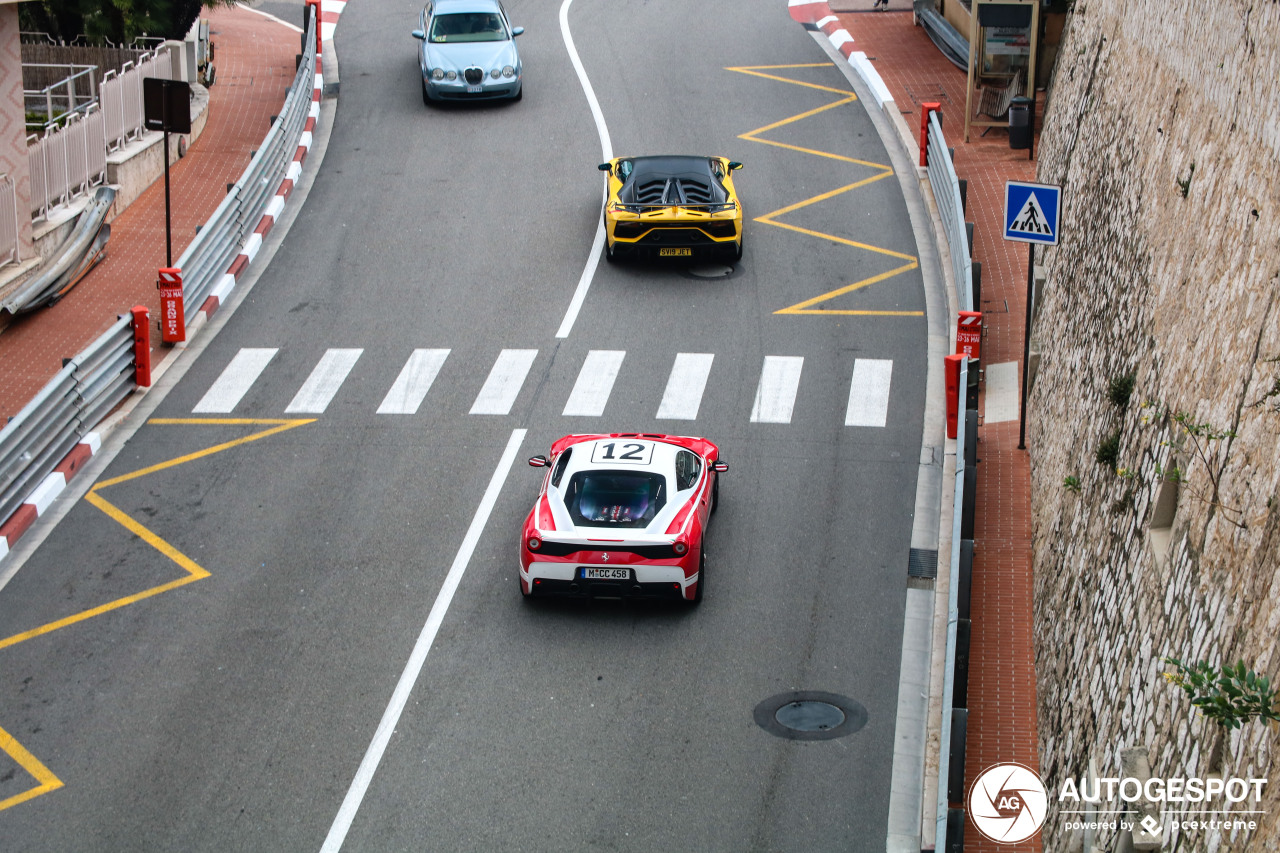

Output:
xmin=597 ymin=155 xmax=744 ymax=263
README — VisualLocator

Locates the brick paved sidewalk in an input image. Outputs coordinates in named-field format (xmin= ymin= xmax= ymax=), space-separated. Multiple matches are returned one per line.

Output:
xmin=0 ymin=5 xmax=300 ymax=422
xmin=833 ymin=11 xmax=1043 ymax=851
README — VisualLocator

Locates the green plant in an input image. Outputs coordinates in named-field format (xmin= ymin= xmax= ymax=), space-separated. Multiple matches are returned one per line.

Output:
xmin=1163 ymin=658 xmax=1280 ymax=730
xmin=1095 ymin=430 xmax=1121 ymax=468
xmin=1107 ymin=372 xmax=1136 ymax=408
xmin=1155 ymin=463 xmax=1183 ymax=483
xmin=1063 ymin=475 xmax=1081 ymax=492
xmin=1142 ymin=401 xmax=1245 ymax=528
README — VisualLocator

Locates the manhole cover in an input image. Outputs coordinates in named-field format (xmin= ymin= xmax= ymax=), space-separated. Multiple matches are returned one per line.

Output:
xmin=682 ymin=263 xmax=738 ymax=280
xmin=753 ymin=691 xmax=868 ymax=741
xmin=775 ymin=700 xmax=845 ymax=732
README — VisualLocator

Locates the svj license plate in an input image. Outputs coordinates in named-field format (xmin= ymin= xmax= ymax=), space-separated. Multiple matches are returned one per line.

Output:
xmin=658 ymin=248 xmax=692 ymax=257
xmin=582 ymin=567 xmax=630 ymax=580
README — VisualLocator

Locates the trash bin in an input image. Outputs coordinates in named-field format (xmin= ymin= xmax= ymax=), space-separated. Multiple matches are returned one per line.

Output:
xmin=1008 ymin=96 xmax=1033 ymax=150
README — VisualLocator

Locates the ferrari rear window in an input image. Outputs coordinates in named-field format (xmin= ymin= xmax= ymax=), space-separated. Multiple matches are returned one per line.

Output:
xmin=429 ymin=12 xmax=507 ymax=42
xmin=563 ymin=471 xmax=666 ymax=528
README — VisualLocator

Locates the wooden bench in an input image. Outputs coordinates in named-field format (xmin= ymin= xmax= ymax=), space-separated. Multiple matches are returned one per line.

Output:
xmin=976 ymin=69 xmax=1025 ymax=121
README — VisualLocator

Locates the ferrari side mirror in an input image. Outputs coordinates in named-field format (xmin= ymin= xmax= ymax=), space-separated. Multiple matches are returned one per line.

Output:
xmin=529 ymin=455 xmax=549 ymax=467
xmin=711 ymin=461 xmax=728 ymax=473
xmin=597 ymin=163 xmax=611 ymax=173
xmin=728 ymin=161 xmax=743 ymax=171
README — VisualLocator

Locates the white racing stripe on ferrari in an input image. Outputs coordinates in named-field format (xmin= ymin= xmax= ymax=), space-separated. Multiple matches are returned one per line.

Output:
xmin=377 ymin=349 xmax=451 ymax=414
xmin=554 ymin=0 xmax=612 ymax=340
xmin=285 ymin=348 xmax=363 ymax=413
xmin=193 ymin=347 xmax=278 ymax=413
xmin=320 ymin=429 xmax=527 ymax=853
xmin=562 ymin=350 xmax=625 ymax=416
xmin=750 ymin=356 xmax=804 ymax=424
xmin=657 ymin=353 xmax=715 ymax=420
xmin=469 ymin=349 xmax=539 ymax=415
xmin=845 ymin=358 xmax=893 ymax=427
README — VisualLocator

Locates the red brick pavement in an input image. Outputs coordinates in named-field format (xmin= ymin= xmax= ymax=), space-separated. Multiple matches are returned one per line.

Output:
xmin=0 ymin=5 xmax=300 ymax=421
xmin=834 ymin=11 xmax=1043 ymax=851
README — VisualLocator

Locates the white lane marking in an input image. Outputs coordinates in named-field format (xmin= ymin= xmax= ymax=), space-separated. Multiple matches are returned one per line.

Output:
xmin=377 ymin=349 xmax=451 ymax=414
xmin=319 ymin=429 xmax=527 ymax=853
xmin=656 ymin=353 xmax=714 ymax=420
xmin=285 ymin=348 xmax=363 ymax=413
xmin=750 ymin=356 xmax=804 ymax=424
xmin=193 ymin=348 xmax=278 ymax=413
xmin=845 ymin=358 xmax=893 ymax=427
xmin=469 ymin=349 xmax=538 ymax=415
xmin=562 ymin=350 xmax=625 ymax=417
xmin=554 ymin=0 xmax=613 ymax=340
xmin=983 ymin=361 xmax=1019 ymax=423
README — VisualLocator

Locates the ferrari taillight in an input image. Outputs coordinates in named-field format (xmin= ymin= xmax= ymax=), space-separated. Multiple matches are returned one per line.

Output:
xmin=527 ymin=536 xmax=542 ymax=551
xmin=672 ymin=541 xmax=688 ymax=556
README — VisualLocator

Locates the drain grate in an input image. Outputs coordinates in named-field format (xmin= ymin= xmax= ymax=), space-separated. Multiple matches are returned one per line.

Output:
xmin=908 ymin=547 xmax=938 ymax=579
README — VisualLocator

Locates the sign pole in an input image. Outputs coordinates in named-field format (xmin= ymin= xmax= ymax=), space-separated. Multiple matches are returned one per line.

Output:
xmin=163 ymin=129 xmax=172 ymax=267
xmin=1018 ymin=243 xmax=1033 ymax=450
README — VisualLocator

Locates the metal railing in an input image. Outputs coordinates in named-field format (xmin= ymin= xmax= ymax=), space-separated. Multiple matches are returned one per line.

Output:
xmin=27 ymin=105 xmax=107 ymax=219
xmin=926 ymin=110 xmax=974 ymax=313
xmin=24 ymin=63 xmax=98 ymax=130
xmin=180 ymin=16 xmax=316 ymax=320
xmin=0 ymin=8 xmax=318 ymax=549
xmin=0 ymin=174 xmax=17 ymax=265
xmin=100 ymin=47 xmax=173 ymax=151
xmin=0 ymin=318 xmax=134 ymax=528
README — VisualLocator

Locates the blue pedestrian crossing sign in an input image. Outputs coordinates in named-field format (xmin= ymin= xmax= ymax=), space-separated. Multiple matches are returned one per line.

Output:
xmin=1004 ymin=181 xmax=1062 ymax=245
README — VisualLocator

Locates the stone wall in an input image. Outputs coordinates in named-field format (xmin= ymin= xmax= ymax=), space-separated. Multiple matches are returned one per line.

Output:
xmin=1027 ymin=1 xmax=1280 ymax=851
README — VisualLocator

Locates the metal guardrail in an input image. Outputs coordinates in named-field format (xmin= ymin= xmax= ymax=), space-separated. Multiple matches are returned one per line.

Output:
xmin=180 ymin=14 xmax=316 ymax=321
xmin=926 ymin=110 xmax=974 ymax=313
xmin=0 ymin=8 xmax=318 ymax=549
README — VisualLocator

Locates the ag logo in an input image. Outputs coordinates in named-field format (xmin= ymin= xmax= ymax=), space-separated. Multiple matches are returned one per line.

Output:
xmin=968 ymin=763 xmax=1049 ymax=843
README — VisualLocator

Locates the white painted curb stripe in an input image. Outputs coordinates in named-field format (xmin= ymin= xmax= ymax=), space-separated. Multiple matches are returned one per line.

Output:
xmin=29 ymin=473 xmax=67 ymax=515
xmin=851 ymin=51 xmax=894 ymax=110
xmin=320 ymin=428 xmax=526 ymax=853
xmin=194 ymin=348 xmax=279 ymax=413
xmin=286 ymin=348 xmax=364 ymax=413
xmin=265 ymin=195 xmax=286 ymax=219
xmin=242 ymin=232 xmax=263 ymax=263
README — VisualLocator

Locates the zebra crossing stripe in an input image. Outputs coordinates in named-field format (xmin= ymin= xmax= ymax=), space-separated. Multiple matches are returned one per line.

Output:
xmin=470 ymin=349 xmax=539 ymax=415
xmin=845 ymin=358 xmax=892 ymax=427
xmin=286 ymin=348 xmax=364 ymax=413
xmin=657 ymin=353 xmax=714 ymax=420
xmin=751 ymin=356 xmax=804 ymax=424
xmin=193 ymin=348 xmax=279 ymax=413
xmin=562 ymin=350 xmax=625 ymax=417
xmin=377 ymin=349 xmax=451 ymax=414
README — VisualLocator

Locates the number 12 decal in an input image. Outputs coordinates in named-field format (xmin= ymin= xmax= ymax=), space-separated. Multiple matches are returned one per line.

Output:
xmin=591 ymin=440 xmax=653 ymax=465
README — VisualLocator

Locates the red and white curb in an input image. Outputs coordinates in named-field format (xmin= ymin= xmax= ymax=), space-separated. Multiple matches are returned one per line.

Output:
xmin=0 ymin=433 xmax=102 ymax=561
xmin=196 ymin=60 xmax=324 ymax=322
xmin=788 ymin=0 xmax=894 ymax=110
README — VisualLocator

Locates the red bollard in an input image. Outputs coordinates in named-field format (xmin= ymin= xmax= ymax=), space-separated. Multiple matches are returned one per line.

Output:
xmin=956 ymin=311 xmax=982 ymax=361
xmin=305 ymin=0 xmax=322 ymax=55
xmin=131 ymin=305 xmax=152 ymax=387
xmin=920 ymin=102 xmax=941 ymax=167
xmin=157 ymin=267 xmax=185 ymax=343
xmin=945 ymin=354 xmax=964 ymax=439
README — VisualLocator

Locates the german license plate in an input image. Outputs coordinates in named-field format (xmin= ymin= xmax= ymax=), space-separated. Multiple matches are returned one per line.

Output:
xmin=659 ymin=248 xmax=692 ymax=257
xmin=582 ymin=567 xmax=630 ymax=580
xmin=466 ymin=84 xmax=483 ymax=93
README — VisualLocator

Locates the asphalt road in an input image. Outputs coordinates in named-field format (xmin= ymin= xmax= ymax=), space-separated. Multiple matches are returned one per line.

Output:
xmin=0 ymin=0 xmax=929 ymax=849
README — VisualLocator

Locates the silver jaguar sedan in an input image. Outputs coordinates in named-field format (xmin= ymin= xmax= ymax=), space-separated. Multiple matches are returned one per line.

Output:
xmin=411 ymin=0 xmax=524 ymax=104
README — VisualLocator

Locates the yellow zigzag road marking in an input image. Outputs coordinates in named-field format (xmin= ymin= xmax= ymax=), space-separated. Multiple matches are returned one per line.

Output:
xmin=0 ymin=418 xmax=313 ymax=811
xmin=727 ymin=64 xmax=921 ymax=316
